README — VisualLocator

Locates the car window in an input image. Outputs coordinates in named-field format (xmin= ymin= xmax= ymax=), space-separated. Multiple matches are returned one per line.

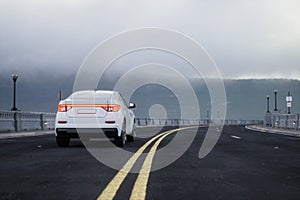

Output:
xmin=118 ymin=92 xmax=128 ymax=107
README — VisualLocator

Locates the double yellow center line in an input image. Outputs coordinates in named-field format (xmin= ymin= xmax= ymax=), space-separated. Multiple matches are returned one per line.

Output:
xmin=97 ymin=126 xmax=198 ymax=200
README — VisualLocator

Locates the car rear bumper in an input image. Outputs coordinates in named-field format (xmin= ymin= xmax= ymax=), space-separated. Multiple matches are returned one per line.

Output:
xmin=56 ymin=128 xmax=118 ymax=138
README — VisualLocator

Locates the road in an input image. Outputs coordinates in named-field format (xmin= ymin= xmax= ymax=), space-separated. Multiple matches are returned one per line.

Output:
xmin=0 ymin=125 xmax=299 ymax=200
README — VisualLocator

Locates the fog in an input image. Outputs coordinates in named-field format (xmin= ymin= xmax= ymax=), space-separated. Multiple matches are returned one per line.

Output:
xmin=1 ymin=0 xmax=300 ymax=80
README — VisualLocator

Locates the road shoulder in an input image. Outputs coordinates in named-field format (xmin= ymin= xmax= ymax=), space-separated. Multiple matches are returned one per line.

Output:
xmin=0 ymin=130 xmax=54 ymax=139
xmin=246 ymin=125 xmax=300 ymax=137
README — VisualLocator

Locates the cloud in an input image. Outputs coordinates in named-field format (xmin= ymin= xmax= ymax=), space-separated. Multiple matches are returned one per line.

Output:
xmin=0 ymin=0 xmax=299 ymax=80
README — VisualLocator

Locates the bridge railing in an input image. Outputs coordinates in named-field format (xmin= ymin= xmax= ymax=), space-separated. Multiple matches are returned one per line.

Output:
xmin=0 ymin=111 xmax=56 ymax=132
xmin=0 ymin=110 xmax=263 ymax=132
xmin=136 ymin=118 xmax=263 ymax=127
xmin=264 ymin=112 xmax=299 ymax=130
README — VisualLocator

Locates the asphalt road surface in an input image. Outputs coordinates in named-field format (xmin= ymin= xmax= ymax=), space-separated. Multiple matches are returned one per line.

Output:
xmin=0 ymin=125 xmax=299 ymax=200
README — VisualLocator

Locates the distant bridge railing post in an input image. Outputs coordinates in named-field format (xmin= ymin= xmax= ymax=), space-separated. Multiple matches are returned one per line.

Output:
xmin=13 ymin=112 xmax=18 ymax=132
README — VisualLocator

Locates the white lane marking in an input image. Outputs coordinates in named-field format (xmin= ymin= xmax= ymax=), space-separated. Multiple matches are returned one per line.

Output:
xmin=231 ymin=135 xmax=241 ymax=139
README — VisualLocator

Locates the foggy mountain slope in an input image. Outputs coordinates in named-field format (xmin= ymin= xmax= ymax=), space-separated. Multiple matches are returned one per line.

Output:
xmin=0 ymin=74 xmax=299 ymax=120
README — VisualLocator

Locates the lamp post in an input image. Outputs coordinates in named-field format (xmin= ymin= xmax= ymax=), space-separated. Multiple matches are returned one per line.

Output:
xmin=59 ymin=90 xmax=62 ymax=101
xmin=266 ymin=95 xmax=270 ymax=113
xmin=274 ymin=90 xmax=278 ymax=111
xmin=11 ymin=74 xmax=18 ymax=111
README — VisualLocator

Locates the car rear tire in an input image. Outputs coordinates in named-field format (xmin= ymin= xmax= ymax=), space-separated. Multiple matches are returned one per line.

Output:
xmin=115 ymin=131 xmax=126 ymax=147
xmin=126 ymin=135 xmax=135 ymax=142
xmin=56 ymin=136 xmax=70 ymax=147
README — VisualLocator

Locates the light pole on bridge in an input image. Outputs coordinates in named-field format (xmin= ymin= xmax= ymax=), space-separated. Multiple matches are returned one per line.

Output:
xmin=273 ymin=90 xmax=278 ymax=112
xmin=266 ymin=95 xmax=270 ymax=113
xmin=11 ymin=74 xmax=19 ymax=111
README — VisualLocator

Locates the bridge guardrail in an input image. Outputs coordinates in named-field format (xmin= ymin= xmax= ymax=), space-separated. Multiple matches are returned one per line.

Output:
xmin=136 ymin=118 xmax=263 ymax=127
xmin=0 ymin=111 xmax=56 ymax=132
xmin=0 ymin=110 xmax=263 ymax=132
xmin=264 ymin=113 xmax=299 ymax=130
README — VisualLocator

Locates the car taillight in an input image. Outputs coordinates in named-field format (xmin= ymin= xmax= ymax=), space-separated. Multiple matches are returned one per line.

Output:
xmin=57 ymin=104 xmax=72 ymax=112
xmin=57 ymin=104 xmax=120 ymax=112
xmin=100 ymin=104 xmax=120 ymax=112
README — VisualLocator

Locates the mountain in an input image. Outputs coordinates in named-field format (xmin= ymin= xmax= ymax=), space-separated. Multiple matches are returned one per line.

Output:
xmin=0 ymin=73 xmax=299 ymax=120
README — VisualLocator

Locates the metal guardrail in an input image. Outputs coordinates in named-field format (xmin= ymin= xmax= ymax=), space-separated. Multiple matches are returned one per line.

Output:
xmin=0 ymin=111 xmax=56 ymax=132
xmin=0 ymin=110 xmax=263 ymax=132
xmin=136 ymin=118 xmax=263 ymax=127
xmin=264 ymin=112 xmax=299 ymax=130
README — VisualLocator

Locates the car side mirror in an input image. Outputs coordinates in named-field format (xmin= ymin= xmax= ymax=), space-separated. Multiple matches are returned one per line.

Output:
xmin=129 ymin=102 xmax=136 ymax=109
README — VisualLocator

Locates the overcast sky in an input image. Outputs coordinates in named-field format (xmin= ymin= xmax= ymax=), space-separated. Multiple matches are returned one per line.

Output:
xmin=0 ymin=0 xmax=300 ymax=80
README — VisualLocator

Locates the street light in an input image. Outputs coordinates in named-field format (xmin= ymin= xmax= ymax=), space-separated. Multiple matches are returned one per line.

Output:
xmin=274 ymin=90 xmax=278 ymax=111
xmin=266 ymin=95 xmax=270 ymax=113
xmin=11 ymin=74 xmax=18 ymax=111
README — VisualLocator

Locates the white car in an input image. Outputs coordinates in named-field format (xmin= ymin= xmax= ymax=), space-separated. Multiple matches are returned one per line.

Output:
xmin=55 ymin=90 xmax=136 ymax=147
